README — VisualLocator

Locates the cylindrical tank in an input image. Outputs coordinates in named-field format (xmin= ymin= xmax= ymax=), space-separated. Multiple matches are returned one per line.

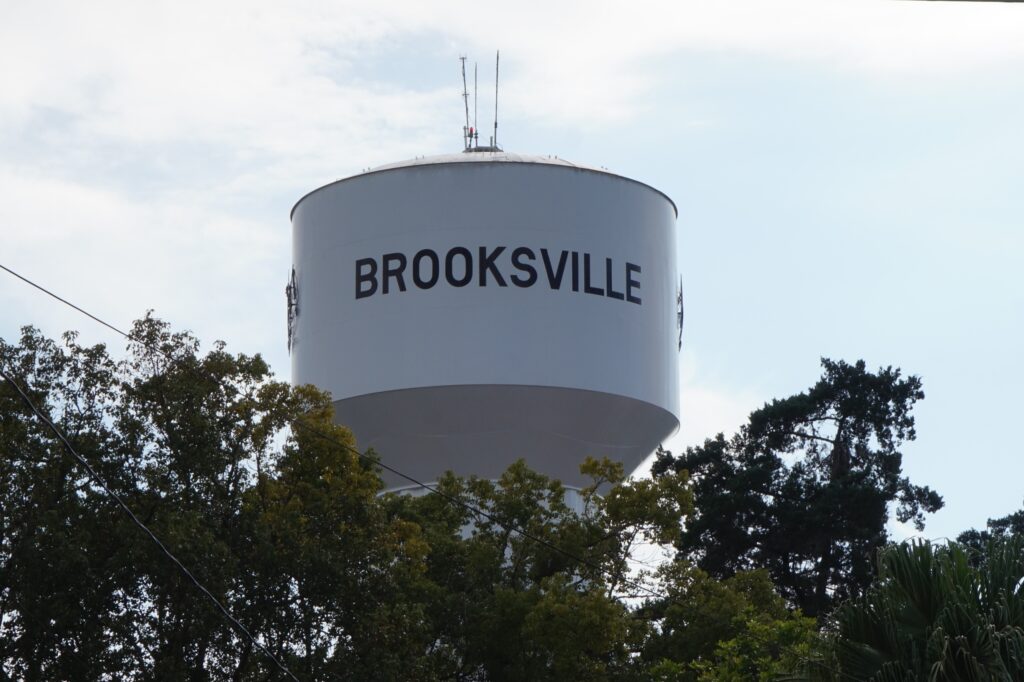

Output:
xmin=290 ymin=152 xmax=679 ymax=490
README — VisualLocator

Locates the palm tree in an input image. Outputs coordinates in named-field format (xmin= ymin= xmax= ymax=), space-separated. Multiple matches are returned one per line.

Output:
xmin=792 ymin=537 xmax=1024 ymax=681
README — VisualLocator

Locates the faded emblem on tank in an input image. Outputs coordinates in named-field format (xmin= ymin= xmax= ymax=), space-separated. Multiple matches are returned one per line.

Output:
xmin=286 ymin=267 xmax=299 ymax=352
xmin=677 ymin=277 xmax=684 ymax=351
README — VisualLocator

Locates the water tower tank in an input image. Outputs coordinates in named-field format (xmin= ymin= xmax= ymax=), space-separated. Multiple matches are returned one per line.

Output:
xmin=290 ymin=151 xmax=679 ymax=490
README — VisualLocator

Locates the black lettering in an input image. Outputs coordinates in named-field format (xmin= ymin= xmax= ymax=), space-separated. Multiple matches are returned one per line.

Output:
xmin=540 ymin=249 xmax=568 ymax=289
xmin=478 ymin=246 xmax=507 ymax=287
xmin=445 ymin=247 xmax=473 ymax=287
xmin=605 ymin=258 xmax=624 ymax=300
xmin=571 ymin=251 xmax=580 ymax=292
xmin=355 ymin=258 xmax=378 ymax=299
xmin=382 ymin=253 xmax=407 ymax=294
xmin=583 ymin=253 xmax=604 ymax=296
xmin=412 ymin=249 xmax=439 ymax=289
xmin=626 ymin=263 xmax=642 ymax=304
xmin=510 ymin=247 xmax=537 ymax=287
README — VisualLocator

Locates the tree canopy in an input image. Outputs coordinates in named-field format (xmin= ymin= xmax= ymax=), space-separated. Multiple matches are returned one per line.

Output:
xmin=653 ymin=358 xmax=944 ymax=617
xmin=799 ymin=538 xmax=1024 ymax=681
xmin=0 ymin=318 xmax=428 ymax=680
xmin=4 ymin=317 xmax=814 ymax=680
xmin=957 ymin=502 xmax=1024 ymax=559
xmin=10 ymin=320 xmax=970 ymax=680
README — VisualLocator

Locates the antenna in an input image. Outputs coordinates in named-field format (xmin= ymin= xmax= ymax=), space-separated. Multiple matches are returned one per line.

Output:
xmin=493 ymin=50 xmax=500 ymax=150
xmin=473 ymin=62 xmax=478 ymax=149
xmin=460 ymin=56 xmax=470 ymax=150
xmin=459 ymin=52 xmax=502 ymax=152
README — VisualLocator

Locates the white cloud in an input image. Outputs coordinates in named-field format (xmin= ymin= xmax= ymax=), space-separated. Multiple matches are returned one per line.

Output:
xmin=0 ymin=0 xmax=1016 ymax=553
xmin=3 ymin=0 xmax=1023 ymax=147
xmin=347 ymin=0 xmax=1024 ymax=125
xmin=0 ymin=167 xmax=283 ymax=360
xmin=4 ymin=0 xmax=1019 ymax=340
xmin=0 ymin=1 xmax=452 ymax=168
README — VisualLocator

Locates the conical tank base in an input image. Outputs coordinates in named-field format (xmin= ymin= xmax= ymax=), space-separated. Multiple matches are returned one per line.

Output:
xmin=333 ymin=384 xmax=678 ymax=490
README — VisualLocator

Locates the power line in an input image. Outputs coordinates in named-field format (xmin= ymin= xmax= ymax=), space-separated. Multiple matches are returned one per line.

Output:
xmin=0 ymin=260 xmax=852 ymax=679
xmin=0 ymin=263 xmax=131 ymax=339
xmin=1 ymin=260 xmax=852 ymax=678
xmin=0 ymin=366 xmax=302 ymax=682
xmin=0 ymin=261 xmax=665 ymax=602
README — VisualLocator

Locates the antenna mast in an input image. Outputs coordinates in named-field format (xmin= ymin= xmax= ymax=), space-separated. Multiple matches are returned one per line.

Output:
xmin=493 ymin=50 xmax=500 ymax=149
xmin=459 ymin=52 xmax=502 ymax=152
xmin=460 ymin=56 xmax=471 ymax=150
xmin=473 ymin=62 xmax=478 ymax=149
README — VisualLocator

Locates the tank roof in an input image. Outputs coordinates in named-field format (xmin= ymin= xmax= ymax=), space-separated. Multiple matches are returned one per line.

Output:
xmin=291 ymin=151 xmax=677 ymax=219
xmin=371 ymin=150 xmax=603 ymax=172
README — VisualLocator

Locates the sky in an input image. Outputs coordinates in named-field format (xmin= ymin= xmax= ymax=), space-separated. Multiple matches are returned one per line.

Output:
xmin=2 ymin=0 xmax=1022 ymax=543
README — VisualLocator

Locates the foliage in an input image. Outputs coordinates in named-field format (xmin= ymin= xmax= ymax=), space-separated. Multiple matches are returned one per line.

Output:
xmin=957 ymin=502 xmax=1024 ymax=558
xmin=696 ymin=614 xmax=817 ymax=681
xmin=384 ymin=457 xmax=694 ymax=681
xmin=1 ymin=316 xmax=831 ymax=680
xmin=652 ymin=359 xmax=943 ymax=617
xmin=641 ymin=567 xmax=817 ymax=681
xmin=798 ymin=538 xmax=1024 ymax=681
xmin=0 ymin=317 xmax=427 ymax=680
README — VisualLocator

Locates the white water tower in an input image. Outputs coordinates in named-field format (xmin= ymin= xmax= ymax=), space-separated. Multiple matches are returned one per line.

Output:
xmin=289 ymin=150 xmax=679 ymax=491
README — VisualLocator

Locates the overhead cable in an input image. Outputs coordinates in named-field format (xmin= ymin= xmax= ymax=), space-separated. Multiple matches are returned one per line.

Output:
xmin=0 ymin=366 xmax=302 ymax=682
xmin=0 ymin=260 xmax=853 ymax=680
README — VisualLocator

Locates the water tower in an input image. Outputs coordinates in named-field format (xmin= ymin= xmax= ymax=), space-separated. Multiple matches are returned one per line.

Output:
xmin=290 ymin=55 xmax=678 ymax=490
xmin=288 ymin=147 xmax=680 ymax=491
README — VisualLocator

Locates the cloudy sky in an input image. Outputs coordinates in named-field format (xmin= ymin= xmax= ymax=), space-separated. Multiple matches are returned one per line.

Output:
xmin=2 ymin=0 xmax=1022 ymax=541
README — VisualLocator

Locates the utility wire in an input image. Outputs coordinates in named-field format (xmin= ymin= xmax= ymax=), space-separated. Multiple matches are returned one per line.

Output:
xmin=0 ymin=261 xmax=668 ymax=603
xmin=0 ymin=261 xmax=853 ymax=680
xmin=0 ymin=367 xmax=301 ymax=682
xmin=295 ymin=418 xmax=841 ymax=682
xmin=0 ymin=263 xmax=131 ymax=339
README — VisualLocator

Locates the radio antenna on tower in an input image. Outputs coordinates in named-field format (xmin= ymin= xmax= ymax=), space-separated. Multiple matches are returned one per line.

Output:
xmin=459 ymin=52 xmax=502 ymax=152
xmin=493 ymin=50 xmax=500 ymax=149
xmin=460 ymin=56 xmax=471 ymax=150
xmin=473 ymin=62 xmax=479 ymax=148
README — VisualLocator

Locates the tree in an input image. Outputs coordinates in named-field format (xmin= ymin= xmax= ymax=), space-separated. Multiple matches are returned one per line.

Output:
xmin=385 ymin=458 xmax=813 ymax=682
xmin=798 ymin=538 xmax=1024 ymax=681
xmin=0 ymin=317 xmax=428 ymax=680
xmin=653 ymin=359 xmax=943 ymax=617
xmin=384 ymin=457 xmax=695 ymax=682
xmin=2 ymin=315 xmax=819 ymax=680
xmin=641 ymin=566 xmax=816 ymax=681
xmin=957 ymin=502 xmax=1024 ymax=558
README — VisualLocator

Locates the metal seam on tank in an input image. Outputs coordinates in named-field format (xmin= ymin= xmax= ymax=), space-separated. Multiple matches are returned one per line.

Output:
xmin=329 ymin=383 xmax=680 ymax=421
xmin=289 ymin=159 xmax=678 ymax=220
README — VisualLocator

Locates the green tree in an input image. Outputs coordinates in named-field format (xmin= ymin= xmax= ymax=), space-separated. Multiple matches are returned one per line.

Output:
xmin=799 ymin=538 xmax=1024 ymax=681
xmin=641 ymin=566 xmax=816 ymax=681
xmin=385 ymin=457 xmax=694 ymax=681
xmin=1 ymin=327 xmax=126 ymax=680
xmin=653 ymin=359 xmax=943 ymax=617
xmin=957 ymin=502 xmax=1024 ymax=558
xmin=2 ymin=316 xmax=817 ymax=680
xmin=0 ymin=317 xmax=427 ymax=680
